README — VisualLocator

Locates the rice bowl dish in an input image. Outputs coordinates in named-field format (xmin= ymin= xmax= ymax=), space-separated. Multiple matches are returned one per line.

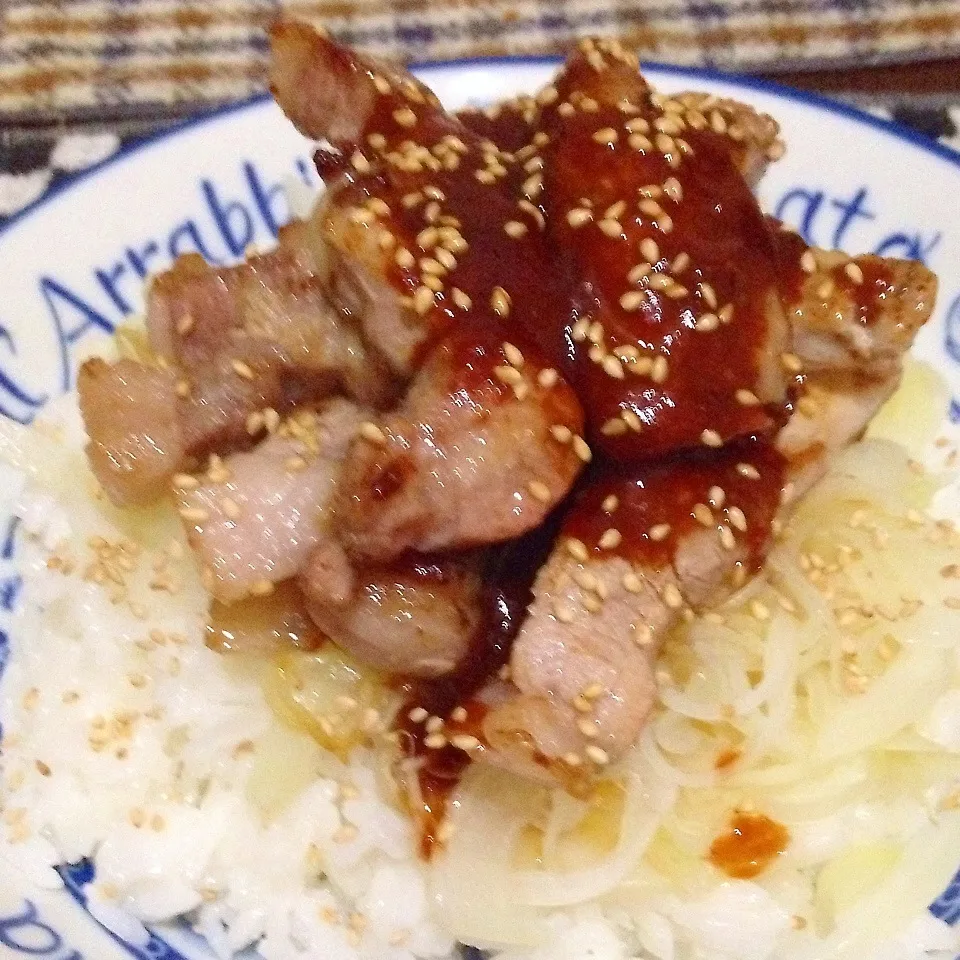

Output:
xmin=0 ymin=23 xmax=959 ymax=960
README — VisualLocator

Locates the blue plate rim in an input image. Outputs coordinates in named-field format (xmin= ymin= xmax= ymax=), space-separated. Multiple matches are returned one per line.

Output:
xmin=0 ymin=54 xmax=958 ymax=247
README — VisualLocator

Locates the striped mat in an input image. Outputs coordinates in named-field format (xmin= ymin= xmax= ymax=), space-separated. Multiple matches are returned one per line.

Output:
xmin=3 ymin=0 xmax=960 ymax=121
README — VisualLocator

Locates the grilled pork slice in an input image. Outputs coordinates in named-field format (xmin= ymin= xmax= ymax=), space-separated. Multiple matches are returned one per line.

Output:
xmin=334 ymin=331 xmax=586 ymax=560
xmin=79 ymin=358 xmax=186 ymax=507
xmin=300 ymin=546 xmax=483 ymax=677
xmin=175 ymin=398 xmax=365 ymax=603
xmin=147 ymin=221 xmax=394 ymax=407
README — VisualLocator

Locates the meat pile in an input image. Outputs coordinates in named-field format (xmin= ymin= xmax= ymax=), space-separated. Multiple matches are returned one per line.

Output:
xmin=78 ymin=23 xmax=937 ymax=792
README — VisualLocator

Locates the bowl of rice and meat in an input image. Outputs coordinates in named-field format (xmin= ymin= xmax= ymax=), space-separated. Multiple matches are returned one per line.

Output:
xmin=1 ymin=21 xmax=959 ymax=960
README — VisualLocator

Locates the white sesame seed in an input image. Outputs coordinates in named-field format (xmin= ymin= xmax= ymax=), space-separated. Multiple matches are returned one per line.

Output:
xmin=395 ymin=247 xmax=415 ymax=269
xmin=451 ymin=734 xmax=481 ymax=751
xmin=640 ymin=237 xmax=660 ymax=263
xmin=490 ymin=286 xmax=512 ymax=317
xmin=701 ymin=428 xmax=723 ymax=448
xmin=359 ymin=422 xmax=387 ymax=445
xmin=651 ymin=356 xmax=669 ymax=383
xmin=735 ymin=388 xmax=760 ymax=406
xmin=598 ymin=218 xmax=624 ymax=238
xmin=719 ymin=525 xmax=736 ymax=550
xmin=602 ymin=355 xmax=625 ymax=379
xmin=567 ymin=207 xmax=593 ymax=228
xmin=221 ymin=497 xmax=241 ymax=520
xmin=708 ymin=485 xmax=726 ymax=507
xmin=622 ymin=572 xmax=642 ymax=593
xmin=573 ymin=436 xmax=592 ymax=462
xmin=692 ymin=502 xmax=713 ymax=526
xmin=504 ymin=220 xmax=528 ymax=238
xmin=231 ymin=359 xmax=255 ymax=380
xmin=696 ymin=312 xmax=719 ymax=332
xmin=728 ymin=506 xmax=748 ymax=531
xmin=528 ymin=480 xmax=551 ymax=503
xmin=639 ymin=198 xmax=663 ymax=217
xmin=503 ymin=342 xmax=524 ymax=368
xmin=662 ymin=176 xmax=683 ymax=201
xmin=663 ymin=583 xmax=683 ymax=608
xmin=585 ymin=745 xmax=610 ymax=765
xmin=494 ymin=365 xmax=523 ymax=386
xmin=628 ymin=262 xmax=652 ymax=283
xmin=671 ymin=251 xmax=690 ymax=273
xmin=577 ymin=717 xmax=599 ymax=737
xmin=649 ymin=523 xmax=672 ymax=541
xmin=179 ymin=506 xmax=209 ymax=523
xmin=602 ymin=494 xmax=619 ymax=513
xmin=601 ymin=418 xmax=628 ymax=436
xmin=781 ymin=352 xmax=803 ymax=373
xmin=736 ymin=462 xmax=761 ymax=479
xmin=599 ymin=528 xmax=622 ymax=550
xmin=413 ymin=285 xmax=435 ymax=314
xmin=628 ymin=133 xmax=653 ymax=151
xmin=718 ymin=303 xmax=734 ymax=324
xmin=538 ymin=368 xmax=559 ymax=388
xmin=844 ymin=261 xmax=864 ymax=284
xmin=550 ymin=424 xmax=573 ymax=444
xmin=592 ymin=126 xmax=619 ymax=145
xmin=172 ymin=473 xmax=198 ymax=489
xmin=566 ymin=538 xmax=589 ymax=562
xmin=800 ymin=250 xmax=817 ymax=273
xmin=451 ymin=287 xmax=472 ymax=310
xmin=393 ymin=107 xmax=417 ymax=127
xmin=621 ymin=409 xmax=642 ymax=432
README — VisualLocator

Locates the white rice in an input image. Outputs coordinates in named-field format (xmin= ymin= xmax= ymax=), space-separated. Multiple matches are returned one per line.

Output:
xmin=1 ymin=368 xmax=959 ymax=960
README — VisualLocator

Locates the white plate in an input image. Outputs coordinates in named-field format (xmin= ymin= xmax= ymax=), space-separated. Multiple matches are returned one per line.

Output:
xmin=0 ymin=57 xmax=958 ymax=960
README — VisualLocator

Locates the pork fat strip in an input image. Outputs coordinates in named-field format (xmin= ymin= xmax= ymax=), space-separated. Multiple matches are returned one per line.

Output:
xmin=175 ymin=398 xmax=365 ymax=603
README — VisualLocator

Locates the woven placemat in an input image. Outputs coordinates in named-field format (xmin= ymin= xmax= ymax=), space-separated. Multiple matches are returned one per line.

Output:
xmin=3 ymin=0 xmax=960 ymax=124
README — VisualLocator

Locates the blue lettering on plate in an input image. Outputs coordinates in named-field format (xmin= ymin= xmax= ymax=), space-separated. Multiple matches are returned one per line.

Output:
xmin=0 ymin=323 xmax=47 ymax=424
xmin=930 ymin=864 xmax=960 ymax=925
xmin=0 ymin=900 xmax=74 ymax=957
xmin=772 ymin=183 xmax=942 ymax=265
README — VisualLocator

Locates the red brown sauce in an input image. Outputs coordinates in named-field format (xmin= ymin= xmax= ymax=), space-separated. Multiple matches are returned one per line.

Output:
xmin=395 ymin=525 xmax=555 ymax=857
xmin=564 ymin=441 xmax=785 ymax=569
xmin=767 ymin=218 xmax=809 ymax=306
xmin=709 ymin=811 xmax=790 ymax=879
xmin=830 ymin=257 xmax=895 ymax=327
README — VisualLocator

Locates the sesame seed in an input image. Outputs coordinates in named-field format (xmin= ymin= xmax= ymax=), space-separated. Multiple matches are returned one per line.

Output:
xmin=451 ymin=706 xmax=469 ymax=723
xmin=504 ymin=220 xmax=528 ymax=238
xmin=451 ymin=734 xmax=481 ymax=751
xmin=528 ymin=480 xmax=551 ymax=503
xmin=728 ymin=506 xmax=747 ymax=531
xmin=696 ymin=313 xmax=719 ymax=332
xmin=494 ymin=365 xmax=523 ymax=386
xmin=522 ymin=172 xmax=543 ymax=199
xmin=718 ymin=303 xmax=734 ymax=324
xmin=780 ymin=352 xmax=803 ymax=373
xmin=451 ymin=287 xmax=472 ymax=310
xmin=221 ymin=497 xmax=241 ymax=520
xmin=800 ymin=250 xmax=817 ymax=273
xmin=566 ymin=537 xmax=589 ymax=562
xmin=671 ymin=252 xmax=691 ymax=273
xmin=577 ymin=717 xmax=599 ymax=737
xmin=719 ymin=525 xmax=736 ymax=550
xmin=231 ymin=359 xmax=255 ymax=380
xmin=413 ymin=285 xmax=435 ymax=314
xmin=658 ymin=213 xmax=674 ymax=234
xmin=622 ymin=572 xmax=642 ymax=593
xmin=585 ymin=745 xmax=610 ymax=765
xmin=663 ymin=583 xmax=683 ymax=608
xmin=621 ymin=409 xmax=642 ymax=432
xmin=592 ymin=127 xmax=619 ymax=145
xmin=408 ymin=706 xmax=428 ymax=723
xmin=692 ymin=502 xmax=713 ymax=526
xmin=629 ymin=133 xmax=653 ymax=151
xmin=350 ymin=150 xmax=371 ymax=174
xmin=655 ymin=133 xmax=676 ymax=155
xmin=639 ymin=238 xmax=660 ymax=263
xmin=602 ymin=355 xmax=625 ymax=379
xmin=490 ymin=286 xmax=512 ymax=317
xmin=699 ymin=282 xmax=718 ymax=309
xmin=654 ymin=114 xmax=685 ymax=135
xmin=844 ymin=261 xmax=864 ymax=284
xmin=662 ymin=176 xmax=683 ymax=201
xmin=651 ymin=356 xmax=669 ymax=383
xmin=538 ymin=368 xmax=559 ymax=389
xmin=420 ymin=256 xmax=446 ymax=276
xmin=550 ymin=424 xmax=573 ymax=443
xmin=639 ymin=198 xmax=663 ymax=217
xmin=424 ymin=733 xmax=447 ymax=750
xmin=563 ymin=751 xmax=583 ymax=766
xmin=359 ymin=422 xmax=387 ymax=445
xmin=628 ymin=263 xmax=652 ymax=284
xmin=817 ymin=278 xmax=835 ymax=299
xmin=625 ymin=116 xmax=650 ymax=133
xmin=503 ymin=342 xmax=525 ymax=368
xmin=250 ymin=579 xmax=274 ymax=597
xmin=179 ymin=506 xmax=209 ymax=523
xmin=601 ymin=417 xmax=628 ymax=436
xmin=599 ymin=528 xmax=622 ymax=549
xmin=573 ymin=436 xmax=592 ymax=462
xmin=395 ymin=248 xmax=415 ymax=269
xmin=650 ymin=523 xmax=672 ymax=541
xmin=172 ymin=472 xmax=198 ymax=489
xmin=710 ymin=110 xmax=728 ymax=134
xmin=176 ymin=313 xmax=195 ymax=337
xmin=554 ymin=602 xmax=575 ymax=624
xmin=605 ymin=200 xmax=627 ymax=219
xmin=393 ymin=107 xmax=417 ymax=127
xmin=736 ymin=462 xmax=761 ymax=479
xmin=567 ymin=207 xmax=593 ymax=228
xmin=598 ymin=218 xmax=624 ymax=238
xmin=736 ymin=388 xmax=760 ymax=406
xmin=701 ymin=428 xmax=723 ymax=448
